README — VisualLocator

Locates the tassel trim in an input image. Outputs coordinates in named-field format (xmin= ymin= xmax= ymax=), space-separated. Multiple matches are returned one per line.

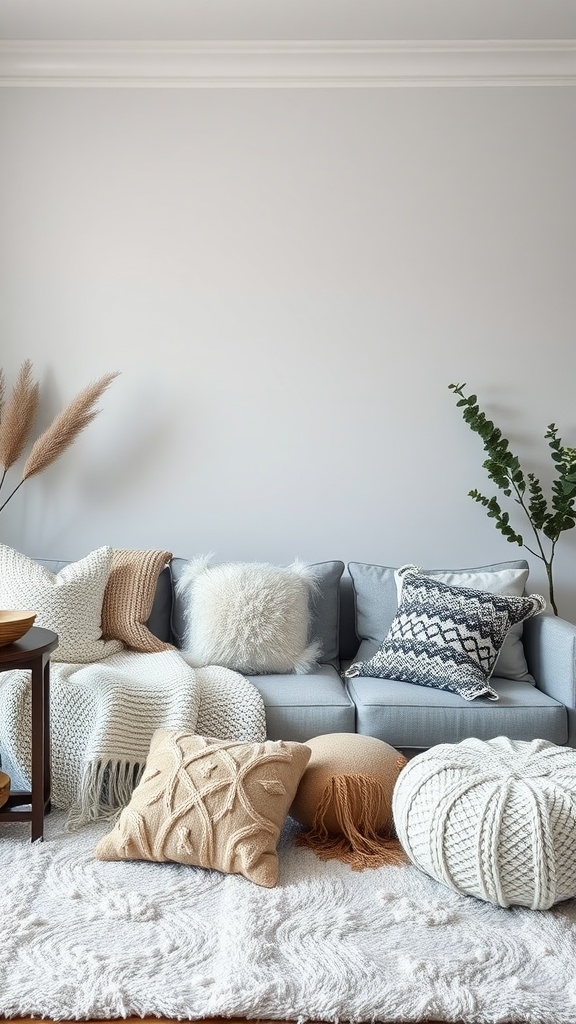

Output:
xmin=296 ymin=764 xmax=408 ymax=871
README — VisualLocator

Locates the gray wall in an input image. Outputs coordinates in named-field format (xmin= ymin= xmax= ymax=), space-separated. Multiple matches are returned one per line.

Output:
xmin=1 ymin=82 xmax=575 ymax=617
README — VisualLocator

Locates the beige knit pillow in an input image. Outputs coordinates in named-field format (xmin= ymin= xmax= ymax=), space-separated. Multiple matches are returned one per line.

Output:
xmin=290 ymin=733 xmax=407 ymax=870
xmin=101 ymin=549 xmax=173 ymax=653
xmin=95 ymin=729 xmax=311 ymax=887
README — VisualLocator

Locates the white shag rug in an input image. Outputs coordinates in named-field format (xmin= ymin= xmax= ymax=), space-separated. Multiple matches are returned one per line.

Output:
xmin=2 ymin=812 xmax=576 ymax=1023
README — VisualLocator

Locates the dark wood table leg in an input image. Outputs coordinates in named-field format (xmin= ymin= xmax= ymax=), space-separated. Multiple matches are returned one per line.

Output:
xmin=0 ymin=629 xmax=57 ymax=840
xmin=30 ymin=655 xmax=46 ymax=841
xmin=43 ymin=654 xmax=52 ymax=814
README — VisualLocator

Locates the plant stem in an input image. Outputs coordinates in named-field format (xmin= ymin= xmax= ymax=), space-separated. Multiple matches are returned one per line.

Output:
xmin=545 ymin=542 xmax=558 ymax=615
xmin=509 ymin=476 xmax=558 ymax=612
xmin=0 ymin=478 xmax=24 ymax=514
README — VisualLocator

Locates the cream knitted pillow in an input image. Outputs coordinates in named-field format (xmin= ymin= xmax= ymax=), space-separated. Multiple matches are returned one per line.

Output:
xmin=0 ymin=544 xmax=123 ymax=663
xmin=95 ymin=729 xmax=311 ymax=887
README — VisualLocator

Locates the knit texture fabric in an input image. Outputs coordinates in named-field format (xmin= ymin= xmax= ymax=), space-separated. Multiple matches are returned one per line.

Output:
xmin=0 ymin=652 xmax=267 ymax=828
xmin=101 ymin=549 xmax=173 ymax=653
xmin=0 ymin=544 xmax=123 ymax=663
xmin=346 ymin=566 xmax=546 ymax=700
xmin=392 ymin=736 xmax=576 ymax=909
xmin=95 ymin=730 xmax=311 ymax=887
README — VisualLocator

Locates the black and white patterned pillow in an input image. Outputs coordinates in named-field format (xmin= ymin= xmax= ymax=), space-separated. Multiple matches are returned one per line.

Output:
xmin=345 ymin=565 xmax=546 ymax=701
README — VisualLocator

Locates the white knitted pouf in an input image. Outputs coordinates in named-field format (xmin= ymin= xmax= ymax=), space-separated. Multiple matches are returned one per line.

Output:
xmin=392 ymin=736 xmax=576 ymax=910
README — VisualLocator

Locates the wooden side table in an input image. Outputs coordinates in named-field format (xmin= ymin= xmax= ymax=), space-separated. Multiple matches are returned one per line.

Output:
xmin=0 ymin=626 xmax=58 ymax=841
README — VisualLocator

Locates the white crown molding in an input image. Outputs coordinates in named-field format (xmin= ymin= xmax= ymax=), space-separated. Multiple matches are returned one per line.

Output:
xmin=0 ymin=39 xmax=575 ymax=88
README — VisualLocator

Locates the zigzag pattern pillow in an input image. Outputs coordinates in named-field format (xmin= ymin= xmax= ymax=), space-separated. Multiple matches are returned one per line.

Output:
xmin=345 ymin=566 xmax=546 ymax=701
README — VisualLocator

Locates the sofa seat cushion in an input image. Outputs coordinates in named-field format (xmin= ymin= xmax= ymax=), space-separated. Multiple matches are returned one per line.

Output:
xmin=346 ymin=674 xmax=567 ymax=749
xmin=248 ymin=664 xmax=356 ymax=743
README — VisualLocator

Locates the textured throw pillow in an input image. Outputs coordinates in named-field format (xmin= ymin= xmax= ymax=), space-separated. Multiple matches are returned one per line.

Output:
xmin=95 ymin=729 xmax=311 ymax=887
xmin=349 ymin=559 xmax=534 ymax=681
xmin=101 ymin=549 xmax=174 ymax=653
xmin=170 ymin=558 xmax=344 ymax=665
xmin=175 ymin=557 xmax=322 ymax=674
xmin=0 ymin=544 xmax=123 ymax=663
xmin=345 ymin=566 xmax=546 ymax=701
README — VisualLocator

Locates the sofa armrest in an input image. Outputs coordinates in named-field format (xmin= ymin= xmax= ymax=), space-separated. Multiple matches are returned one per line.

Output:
xmin=523 ymin=614 xmax=576 ymax=746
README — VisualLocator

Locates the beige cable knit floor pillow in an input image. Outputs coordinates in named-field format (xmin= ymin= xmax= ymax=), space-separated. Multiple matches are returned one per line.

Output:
xmin=96 ymin=729 xmax=311 ymax=887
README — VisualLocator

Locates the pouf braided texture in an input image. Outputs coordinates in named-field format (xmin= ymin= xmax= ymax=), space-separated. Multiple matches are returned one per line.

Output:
xmin=392 ymin=736 xmax=576 ymax=909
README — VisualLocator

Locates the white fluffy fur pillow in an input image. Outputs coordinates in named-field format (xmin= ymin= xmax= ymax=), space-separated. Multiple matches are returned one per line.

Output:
xmin=175 ymin=557 xmax=321 ymax=674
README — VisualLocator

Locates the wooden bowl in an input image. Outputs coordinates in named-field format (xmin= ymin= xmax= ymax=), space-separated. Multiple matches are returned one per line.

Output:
xmin=0 ymin=769 xmax=9 ymax=809
xmin=0 ymin=610 xmax=36 ymax=646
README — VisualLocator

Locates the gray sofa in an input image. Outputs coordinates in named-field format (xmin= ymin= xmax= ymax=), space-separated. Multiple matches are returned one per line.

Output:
xmin=138 ymin=556 xmax=576 ymax=756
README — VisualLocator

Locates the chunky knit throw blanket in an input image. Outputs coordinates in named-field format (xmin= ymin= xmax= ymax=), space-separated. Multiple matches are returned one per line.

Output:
xmin=0 ymin=649 xmax=266 ymax=829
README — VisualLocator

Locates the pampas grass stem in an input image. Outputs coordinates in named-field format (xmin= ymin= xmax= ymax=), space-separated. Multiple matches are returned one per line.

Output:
xmin=0 ymin=367 xmax=119 ymax=514
xmin=22 ymin=371 xmax=119 ymax=481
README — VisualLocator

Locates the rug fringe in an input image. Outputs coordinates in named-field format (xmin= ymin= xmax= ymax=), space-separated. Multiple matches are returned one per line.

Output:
xmin=296 ymin=773 xmax=408 ymax=870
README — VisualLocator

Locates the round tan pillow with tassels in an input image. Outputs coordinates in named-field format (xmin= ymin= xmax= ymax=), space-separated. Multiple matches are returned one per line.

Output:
xmin=0 ymin=770 xmax=10 ymax=809
xmin=289 ymin=733 xmax=408 ymax=870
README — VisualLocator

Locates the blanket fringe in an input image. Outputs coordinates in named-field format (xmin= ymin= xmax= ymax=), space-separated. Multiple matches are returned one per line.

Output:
xmin=66 ymin=759 xmax=145 ymax=831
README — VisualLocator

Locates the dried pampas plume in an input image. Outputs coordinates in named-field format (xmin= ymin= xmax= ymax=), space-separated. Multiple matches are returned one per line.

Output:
xmin=0 ymin=365 xmax=119 ymax=514
xmin=0 ymin=360 xmax=40 ymax=482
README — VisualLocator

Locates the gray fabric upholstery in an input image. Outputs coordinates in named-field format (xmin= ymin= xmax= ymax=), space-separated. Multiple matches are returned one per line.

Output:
xmin=169 ymin=557 xmax=344 ymax=663
xmin=523 ymin=613 xmax=576 ymax=746
xmin=347 ymin=674 xmax=567 ymax=749
xmin=247 ymin=664 xmax=355 ymax=743
xmin=338 ymin=573 xmax=359 ymax=660
xmin=307 ymin=560 xmax=345 ymax=661
xmin=145 ymin=566 xmax=173 ymax=643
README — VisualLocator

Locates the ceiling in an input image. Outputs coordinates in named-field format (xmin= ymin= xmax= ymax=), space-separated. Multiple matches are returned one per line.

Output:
xmin=1 ymin=0 xmax=576 ymax=41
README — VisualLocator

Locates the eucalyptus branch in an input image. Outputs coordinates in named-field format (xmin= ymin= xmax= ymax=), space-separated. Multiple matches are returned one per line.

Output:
xmin=449 ymin=383 xmax=576 ymax=616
